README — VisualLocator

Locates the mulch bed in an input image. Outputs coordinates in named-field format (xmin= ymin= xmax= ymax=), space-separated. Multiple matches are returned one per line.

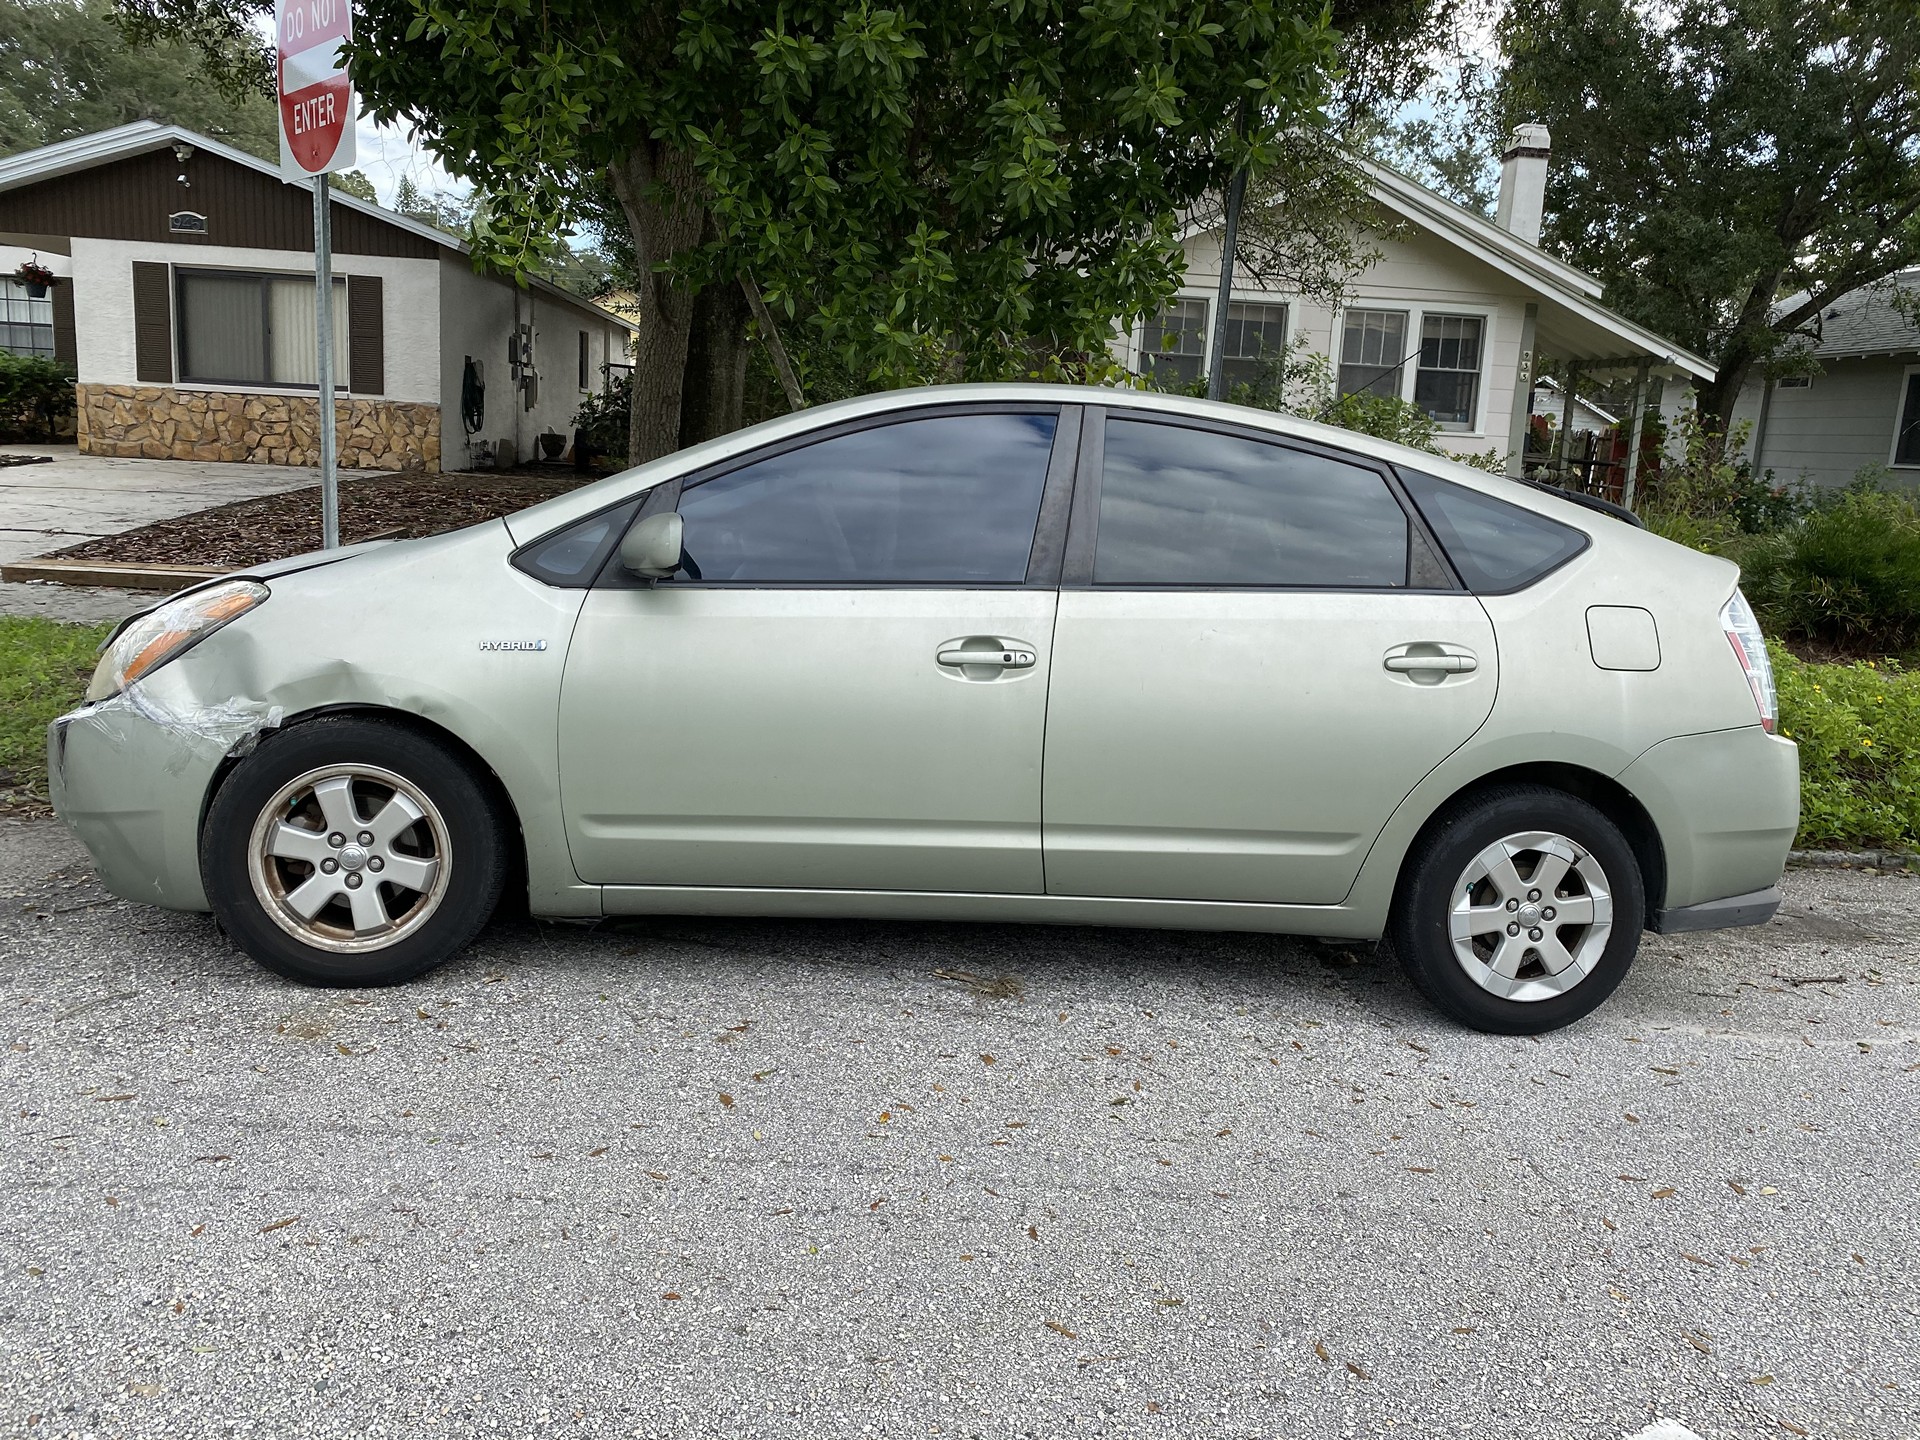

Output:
xmin=49 ymin=466 xmax=608 ymax=570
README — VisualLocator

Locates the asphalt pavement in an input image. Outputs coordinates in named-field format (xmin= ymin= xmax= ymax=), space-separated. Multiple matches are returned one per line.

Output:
xmin=2 ymin=817 xmax=1915 ymax=1439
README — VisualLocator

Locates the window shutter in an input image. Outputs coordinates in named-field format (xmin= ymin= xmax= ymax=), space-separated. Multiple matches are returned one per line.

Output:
xmin=50 ymin=279 xmax=76 ymax=366
xmin=131 ymin=261 xmax=172 ymax=383
xmin=347 ymin=274 xmax=383 ymax=395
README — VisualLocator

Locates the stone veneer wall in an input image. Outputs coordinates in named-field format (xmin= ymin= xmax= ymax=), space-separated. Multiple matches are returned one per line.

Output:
xmin=75 ymin=384 xmax=441 ymax=472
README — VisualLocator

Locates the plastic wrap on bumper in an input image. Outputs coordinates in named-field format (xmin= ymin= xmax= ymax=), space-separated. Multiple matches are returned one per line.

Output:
xmin=48 ymin=671 xmax=281 ymax=912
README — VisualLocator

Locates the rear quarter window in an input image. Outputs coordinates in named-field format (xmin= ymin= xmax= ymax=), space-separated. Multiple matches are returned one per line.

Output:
xmin=1397 ymin=468 xmax=1588 ymax=593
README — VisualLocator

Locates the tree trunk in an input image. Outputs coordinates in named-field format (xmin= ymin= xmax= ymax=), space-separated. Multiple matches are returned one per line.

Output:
xmin=678 ymin=276 xmax=750 ymax=448
xmin=606 ymin=141 xmax=709 ymax=465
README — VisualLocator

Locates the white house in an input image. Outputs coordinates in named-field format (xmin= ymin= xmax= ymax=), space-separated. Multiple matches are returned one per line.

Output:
xmin=0 ymin=121 xmax=633 ymax=472
xmin=1530 ymin=375 xmax=1618 ymax=435
xmin=1122 ymin=126 xmax=1715 ymax=480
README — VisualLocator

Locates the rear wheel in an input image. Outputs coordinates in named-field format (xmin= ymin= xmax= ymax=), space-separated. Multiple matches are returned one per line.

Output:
xmin=201 ymin=716 xmax=507 ymax=986
xmin=1389 ymin=785 xmax=1645 ymax=1034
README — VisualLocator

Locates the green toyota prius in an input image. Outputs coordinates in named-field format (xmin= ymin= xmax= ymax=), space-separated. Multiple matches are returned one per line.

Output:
xmin=49 ymin=384 xmax=1799 ymax=1034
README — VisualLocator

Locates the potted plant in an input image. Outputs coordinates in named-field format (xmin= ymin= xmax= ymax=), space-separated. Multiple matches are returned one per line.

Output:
xmin=12 ymin=258 xmax=56 ymax=299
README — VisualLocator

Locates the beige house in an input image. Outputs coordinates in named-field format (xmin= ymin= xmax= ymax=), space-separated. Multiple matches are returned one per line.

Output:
xmin=0 ymin=121 xmax=632 ymax=472
xmin=1123 ymin=127 xmax=1714 ymax=482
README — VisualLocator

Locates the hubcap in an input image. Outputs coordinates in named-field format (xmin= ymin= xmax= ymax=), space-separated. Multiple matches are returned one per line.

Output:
xmin=1447 ymin=830 xmax=1613 ymax=1002
xmin=246 ymin=764 xmax=451 ymax=954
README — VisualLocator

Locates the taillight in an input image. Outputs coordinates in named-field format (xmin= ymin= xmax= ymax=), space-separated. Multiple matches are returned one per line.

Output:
xmin=1721 ymin=589 xmax=1777 ymax=733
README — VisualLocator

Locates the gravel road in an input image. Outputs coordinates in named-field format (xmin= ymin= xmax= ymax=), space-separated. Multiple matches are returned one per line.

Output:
xmin=2 ymin=818 xmax=1914 ymax=1440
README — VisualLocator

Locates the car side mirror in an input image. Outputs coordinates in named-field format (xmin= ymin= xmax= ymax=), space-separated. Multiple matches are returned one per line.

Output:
xmin=619 ymin=511 xmax=683 ymax=579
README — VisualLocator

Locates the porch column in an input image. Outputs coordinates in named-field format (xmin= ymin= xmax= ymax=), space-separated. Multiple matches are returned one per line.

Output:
xmin=1557 ymin=364 xmax=1579 ymax=479
xmin=1621 ymin=360 xmax=1651 ymax=511
xmin=1505 ymin=303 xmax=1538 ymax=478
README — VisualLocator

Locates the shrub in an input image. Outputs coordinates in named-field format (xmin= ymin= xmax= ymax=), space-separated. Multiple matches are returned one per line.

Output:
xmin=1738 ymin=488 xmax=1920 ymax=653
xmin=1774 ymin=645 xmax=1920 ymax=850
xmin=0 ymin=354 xmax=76 ymax=441
xmin=572 ymin=367 xmax=631 ymax=464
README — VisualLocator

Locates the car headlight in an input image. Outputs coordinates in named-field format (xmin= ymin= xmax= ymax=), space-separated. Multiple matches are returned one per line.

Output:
xmin=86 ymin=580 xmax=269 ymax=703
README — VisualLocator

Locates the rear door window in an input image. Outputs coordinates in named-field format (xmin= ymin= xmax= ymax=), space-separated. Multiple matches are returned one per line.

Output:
xmin=1094 ymin=417 xmax=1410 ymax=587
xmin=672 ymin=411 xmax=1056 ymax=584
xmin=1397 ymin=468 xmax=1587 ymax=593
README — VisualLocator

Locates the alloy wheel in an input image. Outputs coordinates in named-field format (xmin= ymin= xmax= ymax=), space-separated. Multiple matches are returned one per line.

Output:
xmin=245 ymin=764 xmax=451 ymax=953
xmin=1447 ymin=830 xmax=1614 ymax=1002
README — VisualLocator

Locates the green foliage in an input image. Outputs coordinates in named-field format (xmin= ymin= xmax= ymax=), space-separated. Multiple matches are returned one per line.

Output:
xmin=328 ymin=170 xmax=378 ymax=201
xmin=1739 ymin=490 xmax=1920 ymax=654
xmin=1492 ymin=0 xmax=1920 ymax=426
xmin=331 ymin=0 xmax=1338 ymax=384
xmin=0 ymin=617 xmax=109 ymax=806
xmin=0 ymin=0 xmax=277 ymax=159
xmin=571 ymin=369 xmax=632 ymax=463
xmin=0 ymin=354 xmax=76 ymax=440
xmin=1774 ymin=645 xmax=1920 ymax=851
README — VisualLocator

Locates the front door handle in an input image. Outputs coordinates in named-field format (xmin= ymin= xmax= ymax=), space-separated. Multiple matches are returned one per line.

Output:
xmin=1385 ymin=653 xmax=1477 ymax=673
xmin=938 ymin=645 xmax=1036 ymax=669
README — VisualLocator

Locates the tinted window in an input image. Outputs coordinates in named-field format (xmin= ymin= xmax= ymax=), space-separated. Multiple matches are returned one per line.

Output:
xmin=1094 ymin=418 xmax=1408 ymax=587
xmin=513 ymin=498 xmax=642 ymax=587
xmin=673 ymin=413 xmax=1056 ymax=584
xmin=1398 ymin=468 xmax=1587 ymax=592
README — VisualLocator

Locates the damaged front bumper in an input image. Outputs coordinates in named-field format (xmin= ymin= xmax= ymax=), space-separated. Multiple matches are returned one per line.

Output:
xmin=49 ymin=669 xmax=282 ymax=913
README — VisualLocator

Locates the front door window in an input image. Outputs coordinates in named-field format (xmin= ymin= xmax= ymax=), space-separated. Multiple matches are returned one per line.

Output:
xmin=671 ymin=412 xmax=1057 ymax=584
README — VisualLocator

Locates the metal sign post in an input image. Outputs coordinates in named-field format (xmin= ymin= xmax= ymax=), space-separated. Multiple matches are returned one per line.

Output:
xmin=313 ymin=177 xmax=338 ymax=547
xmin=275 ymin=0 xmax=356 ymax=549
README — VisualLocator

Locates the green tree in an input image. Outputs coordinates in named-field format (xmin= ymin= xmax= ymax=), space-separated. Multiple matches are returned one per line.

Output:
xmin=121 ymin=0 xmax=1341 ymax=463
xmin=0 ymin=0 xmax=277 ymax=159
xmin=327 ymin=169 xmax=377 ymax=201
xmin=1491 ymin=0 xmax=1920 ymax=437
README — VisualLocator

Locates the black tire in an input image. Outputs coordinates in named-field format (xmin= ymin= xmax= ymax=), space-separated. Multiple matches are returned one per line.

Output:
xmin=1388 ymin=784 xmax=1645 ymax=1035
xmin=200 ymin=715 xmax=508 ymax=986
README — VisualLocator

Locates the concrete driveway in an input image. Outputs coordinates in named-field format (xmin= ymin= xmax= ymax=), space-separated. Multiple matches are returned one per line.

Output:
xmin=1 ymin=820 xmax=1914 ymax=1440
xmin=0 ymin=444 xmax=370 ymax=624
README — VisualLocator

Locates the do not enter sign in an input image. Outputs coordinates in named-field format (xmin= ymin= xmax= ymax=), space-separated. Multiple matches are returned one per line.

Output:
xmin=276 ymin=0 xmax=356 ymax=180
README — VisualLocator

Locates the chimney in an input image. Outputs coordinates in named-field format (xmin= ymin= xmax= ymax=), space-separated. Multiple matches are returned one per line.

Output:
xmin=1495 ymin=123 xmax=1552 ymax=245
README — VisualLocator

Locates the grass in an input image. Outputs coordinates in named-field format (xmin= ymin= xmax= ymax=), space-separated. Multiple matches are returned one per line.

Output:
xmin=0 ymin=616 xmax=111 ymax=808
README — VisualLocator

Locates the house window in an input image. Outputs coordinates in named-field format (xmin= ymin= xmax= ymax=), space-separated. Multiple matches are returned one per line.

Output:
xmin=1338 ymin=309 xmax=1409 ymax=399
xmin=1138 ymin=298 xmax=1208 ymax=386
xmin=175 ymin=269 xmax=347 ymax=387
xmin=1219 ymin=302 xmax=1289 ymax=392
xmin=578 ymin=331 xmax=591 ymax=390
xmin=1 ymin=279 xmax=55 ymax=359
xmin=1777 ymin=375 xmax=1812 ymax=389
xmin=1896 ymin=373 xmax=1920 ymax=466
xmin=1415 ymin=313 xmax=1485 ymax=430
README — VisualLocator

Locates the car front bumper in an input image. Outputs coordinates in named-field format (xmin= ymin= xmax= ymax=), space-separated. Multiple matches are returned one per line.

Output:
xmin=47 ymin=672 xmax=271 ymax=913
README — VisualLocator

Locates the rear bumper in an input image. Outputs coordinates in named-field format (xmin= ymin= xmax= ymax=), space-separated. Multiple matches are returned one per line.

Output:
xmin=1651 ymin=884 xmax=1781 ymax=934
xmin=1618 ymin=725 xmax=1799 ymax=914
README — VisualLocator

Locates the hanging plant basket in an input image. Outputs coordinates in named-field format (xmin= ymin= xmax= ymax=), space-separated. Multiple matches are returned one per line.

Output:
xmin=13 ymin=259 xmax=56 ymax=298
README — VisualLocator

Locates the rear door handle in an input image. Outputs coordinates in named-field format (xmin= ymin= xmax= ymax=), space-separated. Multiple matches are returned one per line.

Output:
xmin=938 ymin=646 xmax=1036 ymax=669
xmin=1385 ymin=654 xmax=1477 ymax=673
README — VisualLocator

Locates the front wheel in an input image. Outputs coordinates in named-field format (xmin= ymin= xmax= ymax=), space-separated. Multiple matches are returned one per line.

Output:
xmin=201 ymin=716 xmax=508 ymax=986
xmin=1389 ymin=785 xmax=1646 ymax=1034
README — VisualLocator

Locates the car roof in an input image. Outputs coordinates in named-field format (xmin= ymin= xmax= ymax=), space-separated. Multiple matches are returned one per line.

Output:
xmin=501 ymin=382 xmax=1601 ymax=545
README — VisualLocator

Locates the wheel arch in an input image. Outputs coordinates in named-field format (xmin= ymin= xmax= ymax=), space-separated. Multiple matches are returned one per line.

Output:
xmin=199 ymin=703 xmax=531 ymax=912
xmin=1391 ymin=762 xmax=1667 ymax=928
